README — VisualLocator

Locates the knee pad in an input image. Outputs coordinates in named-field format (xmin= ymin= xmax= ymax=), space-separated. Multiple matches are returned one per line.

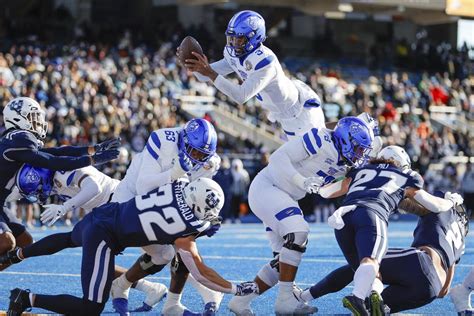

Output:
xmin=171 ymin=253 xmax=189 ymax=275
xmin=138 ymin=254 xmax=167 ymax=275
xmin=149 ymin=244 xmax=175 ymax=265
xmin=279 ymin=232 xmax=308 ymax=266
xmin=257 ymin=254 xmax=280 ymax=287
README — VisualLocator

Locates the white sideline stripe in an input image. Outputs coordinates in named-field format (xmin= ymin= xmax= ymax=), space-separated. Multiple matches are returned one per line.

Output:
xmin=88 ymin=241 xmax=106 ymax=301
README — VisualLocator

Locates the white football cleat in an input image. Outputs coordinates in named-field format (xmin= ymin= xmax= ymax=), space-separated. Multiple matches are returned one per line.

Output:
xmin=451 ymin=284 xmax=473 ymax=313
xmin=228 ymin=293 xmax=258 ymax=316
xmin=144 ymin=282 xmax=168 ymax=307
xmin=161 ymin=302 xmax=200 ymax=316
xmin=275 ymin=291 xmax=318 ymax=315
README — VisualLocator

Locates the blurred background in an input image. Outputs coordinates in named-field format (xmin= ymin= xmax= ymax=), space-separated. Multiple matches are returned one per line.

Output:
xmin=0 ymin=0 xmax=473 ymax=226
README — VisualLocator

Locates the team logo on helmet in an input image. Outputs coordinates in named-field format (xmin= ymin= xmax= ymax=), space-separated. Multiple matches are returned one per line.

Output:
xmin=350 ymin=124 xmax=362 ymax=135
xmin=248 ymin=16 xmax=259 ymax=30
xmin=205 ymin=190 xmax=220 ymax=210
xmin=9 ymin=100 xmax=24 ymax=114
xmin=186 ymin=121 xmax=200 ymax=133
xmin=26 ymin=170 xmax=40 ymax=184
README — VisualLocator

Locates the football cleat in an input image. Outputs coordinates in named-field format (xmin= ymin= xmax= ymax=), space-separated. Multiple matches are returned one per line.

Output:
xmin=133 ymin=282 xmax=168 ymax=312
xmin=112 ymin=298 xmax=130 ymax=316
xmin=459 ymin=311 xmax=474 ymax=316
xmin=161 ymin=302 xmax=201 ymax=316
xmin=451 ymin=284 xmax=473 ymax=314
xmin=367 ymin=291 xmax=390 ymax=316
xmin=7 ymin=288 xmax=31 ymax=316
xmin=343 ymin=295 xmax=369 ymax=316
xmin=275 ymin=291 xmax=318 ymax=315
xmin=0 ymin=247 xmax=23 ymax=266
xmin=203 ymin=302 xmax=218 ymax=316
xmin=228 ymin=293 xmax=257 ymax=316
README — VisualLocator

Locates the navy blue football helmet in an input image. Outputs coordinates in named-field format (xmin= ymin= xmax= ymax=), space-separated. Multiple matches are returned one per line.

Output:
xmin=225 ymin=10 xmax=266 ymax=57
xmin=333 ymin=117 xmax=373 ymax=167
xmin=16 ymin=164 xmax=54 ymax=203
xmin=179 ymin=118 xmax=217 ymax=166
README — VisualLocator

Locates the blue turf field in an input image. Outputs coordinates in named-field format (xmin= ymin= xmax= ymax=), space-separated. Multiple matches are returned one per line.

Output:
xmin=0 ymin=222 xmax=470 ymax=315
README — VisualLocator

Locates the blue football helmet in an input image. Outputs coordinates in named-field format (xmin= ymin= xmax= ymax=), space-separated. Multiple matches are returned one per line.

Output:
xmin=333 ymin=117 xmax=373 ymax=167
xmin=179 ymin=118 xmax=217 ymax=166
xmin=16 ymin=164 xmax=54 ymax=203
xmin=225 ymin=10 xmax=266 ymax=57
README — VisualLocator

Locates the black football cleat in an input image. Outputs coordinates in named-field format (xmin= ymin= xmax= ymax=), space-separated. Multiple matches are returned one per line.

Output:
xmin=367 ymin=291 xmax=390 ymax=316
xmin=343 ymin=295 xmax=370 ymax=316
xmin=0 ymin=247 xmax=23 ymax=266
xmin=7 ymin=288 xmax=31 ymax=316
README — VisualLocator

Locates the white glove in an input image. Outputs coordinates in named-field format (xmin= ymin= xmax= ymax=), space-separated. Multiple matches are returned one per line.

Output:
xmin=293 ymin=174 xmax=324 ymax=194
xmin=40 ymin=204 xmax=68 ymax=227
xmin=204 ymin=154 xmax=221 ymax=173
xmin=188 ymin=154 xmax=221 ymax=181
xmin=445 ymin=192 xmax=464 ymax=207
xmin=171 ymin=152 xmax=193 ymax=181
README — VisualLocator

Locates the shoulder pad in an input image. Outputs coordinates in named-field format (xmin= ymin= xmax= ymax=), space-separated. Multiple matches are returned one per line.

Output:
xmin=245 ymin=46 xmax=276 ymax=72
xmin=5 ymin=130 xmax=39 ymax=150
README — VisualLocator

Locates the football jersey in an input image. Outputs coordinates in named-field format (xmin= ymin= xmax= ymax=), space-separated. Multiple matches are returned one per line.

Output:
xmin=412 ymin=208 xmax=465 ymax=269
xmin=0 ymin=130 xmax=41 ymax=205
xmin=53 ymin=166 xmax=119 ymax=212
xmin=264 ymin=127 xmax=348 ymax=200
xmin=94 ymin=181 xmax=210 ymax=251
xmin=342 ymin=164 xmax=424 ymax=222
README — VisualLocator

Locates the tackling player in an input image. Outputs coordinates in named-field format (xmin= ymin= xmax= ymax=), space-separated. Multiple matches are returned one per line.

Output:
xmin=0 ymin=97 xmax=119 ymax=271
xmin=229 ymin=116 xmax=373 ymax=315
xmin=5 ymin=178 xmax=258 ymax=316
xmin=311 ymin=145 xmax=464 ymax=315
xmin=181 ymin=10 xmax=325 ymax=139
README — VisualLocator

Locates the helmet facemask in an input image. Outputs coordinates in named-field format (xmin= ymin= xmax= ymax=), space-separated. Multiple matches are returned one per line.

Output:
xmin=225 ymin=32 xmax=250 ymax=57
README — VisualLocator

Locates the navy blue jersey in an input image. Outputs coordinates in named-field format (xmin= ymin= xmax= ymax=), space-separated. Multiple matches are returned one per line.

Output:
xmin=342 ymin=164 xmax=424 ymax=222
xmin=93 ymin=181 xmax=210 ymax=252
xmin=412 ymin=208 xmax=465 ymax=269
xmin=0 ymin=130 xmax=40 ymax=204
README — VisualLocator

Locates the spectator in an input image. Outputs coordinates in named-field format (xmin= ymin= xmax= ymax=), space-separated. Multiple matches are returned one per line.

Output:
xmin=213 ymin=156 xmax=233 ymax=222
xmin=461 ymin=161 xmax=474 ymax=214
xmin=230 ymin=159 xmax=250 ymax=223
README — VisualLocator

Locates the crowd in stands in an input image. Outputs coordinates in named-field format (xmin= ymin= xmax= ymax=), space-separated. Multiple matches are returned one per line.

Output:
xmin=0 ymin=25 xmax=472 ymax=225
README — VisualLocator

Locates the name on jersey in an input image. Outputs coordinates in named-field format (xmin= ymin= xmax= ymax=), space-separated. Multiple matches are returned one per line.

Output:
xmin=175 ymin=191 xmax=194 ymax=221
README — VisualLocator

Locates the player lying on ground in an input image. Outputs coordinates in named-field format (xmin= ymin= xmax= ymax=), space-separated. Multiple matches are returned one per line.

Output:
xmin=228 ymin=116 xmax=373 ymax=315
xmin=306 ymin=145 xmax=464 ymax=316
xmin=4 ymin=178 xmax=258 ymax=316
xmin=298 ymin=191 xmax=468 ymax=315
xmin=180 ymin=10 xmax=325 ymax=139
xmin=0 ymin=96 xmax=119 ymax=271
xmin=7 ymin=163 xmax=168 ymax=311
xmin=109 ymin=118 xmax=223 ymax=315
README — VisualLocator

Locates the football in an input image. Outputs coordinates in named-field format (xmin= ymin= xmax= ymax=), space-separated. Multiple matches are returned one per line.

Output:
xmin=179 ymin=36 xmax=203 ymax=66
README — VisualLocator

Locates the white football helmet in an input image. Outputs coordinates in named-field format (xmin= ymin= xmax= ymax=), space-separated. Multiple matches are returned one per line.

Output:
xmin=3 ymin=97 xmax=48 ymax=138
xmin=377 ymin=145 xmax=411 ymax=170
xmin=183 ymin=177 xmax=224 ymax=222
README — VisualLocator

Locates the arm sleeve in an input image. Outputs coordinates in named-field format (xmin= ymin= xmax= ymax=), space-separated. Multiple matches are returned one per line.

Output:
xmin=268 ymin=137 xmax=310 ymax=187
xmin=62 ymin=176 xmax=101 ymax=211
xmin=40 ymin=145 xmax=90 ymax=157
xmin=412 ymin=189 xmax=454 ymax=213
xmin=213 ymin=65 xmax=276 ymax=104
xmin=135 ymin=148 xmax=172 ymax=195
xmin=193 ymin=58 xmax=234 ymax=82
xmin=5 ymin=149 xmax=91 ymax=171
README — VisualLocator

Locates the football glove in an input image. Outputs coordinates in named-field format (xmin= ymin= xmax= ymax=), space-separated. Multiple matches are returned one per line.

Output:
xmin=445 ymin=192 xmax=464 ymax=207
xmin=94 ymin=137 xmax=121 ymax=153
xmin=171 ymin=152 xmax=193 ymax=181
xmin=92 ymin=149 xmax=120 ymax=165
xmin=235 ymin=281 xmax=259 ymax=296
xmin=40 ymin=204 xmax=68 ymax=226
xmin=205 ymin=216 xmax=223 ymax=237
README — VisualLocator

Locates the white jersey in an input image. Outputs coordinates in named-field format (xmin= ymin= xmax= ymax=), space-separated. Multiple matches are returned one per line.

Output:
xmin=53 ymin=166 xmax=119 ymax=213
xmin=195 ymin=44 xmax=325 ymax=135
xmin=112 ymin=127 xmax=219 ymax=203
xmin=262 ymin=127 xmax=349 ymax=200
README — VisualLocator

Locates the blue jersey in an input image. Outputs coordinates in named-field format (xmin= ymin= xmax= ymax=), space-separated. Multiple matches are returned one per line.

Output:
xmin=93 ymin=181 xmax=210 ymax=252
xmin=412 ymin=208 xmax=465 ymax=269
xmin=342 ymin=163 xmax=424 ymax=222
xmin=0 ymin=130 xmax=40 ymax=204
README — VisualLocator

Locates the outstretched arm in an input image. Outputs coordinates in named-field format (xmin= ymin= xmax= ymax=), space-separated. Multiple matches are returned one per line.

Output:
xmin=5 ymin=149 xmax=92 ymax=171
xmin=405 ymin=188 xmax=457 ymax=213
xmin=40 ymin=145 xmax=92 ymax=157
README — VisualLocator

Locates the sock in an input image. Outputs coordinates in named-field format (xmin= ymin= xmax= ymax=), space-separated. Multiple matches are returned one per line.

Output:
xmin=463 ymin=267 xmax=474 ymax=290
xmin=134 ymin=279 xmax=153 ymax=292
xmin=116 ymin=274 xmax=133 ymax=289
xmin=309 ymin=264 xmax=354 ymax=299
xmin=23 ymin=232 xmax=75 ymax=258
xmin=163 ymin=292 xmax=182 ymax=309
xmin=301 ymin=289 xmax=314 ymax=302
xmin=29 ymin=293 xmax=34 ymax=307
xmin=371 ymin=278 xmax=384 ymax=294
xmin=352 ymin=263 xmax=377 ymax=299
xmin=278 ymin=281 xmax=294 ymax=297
